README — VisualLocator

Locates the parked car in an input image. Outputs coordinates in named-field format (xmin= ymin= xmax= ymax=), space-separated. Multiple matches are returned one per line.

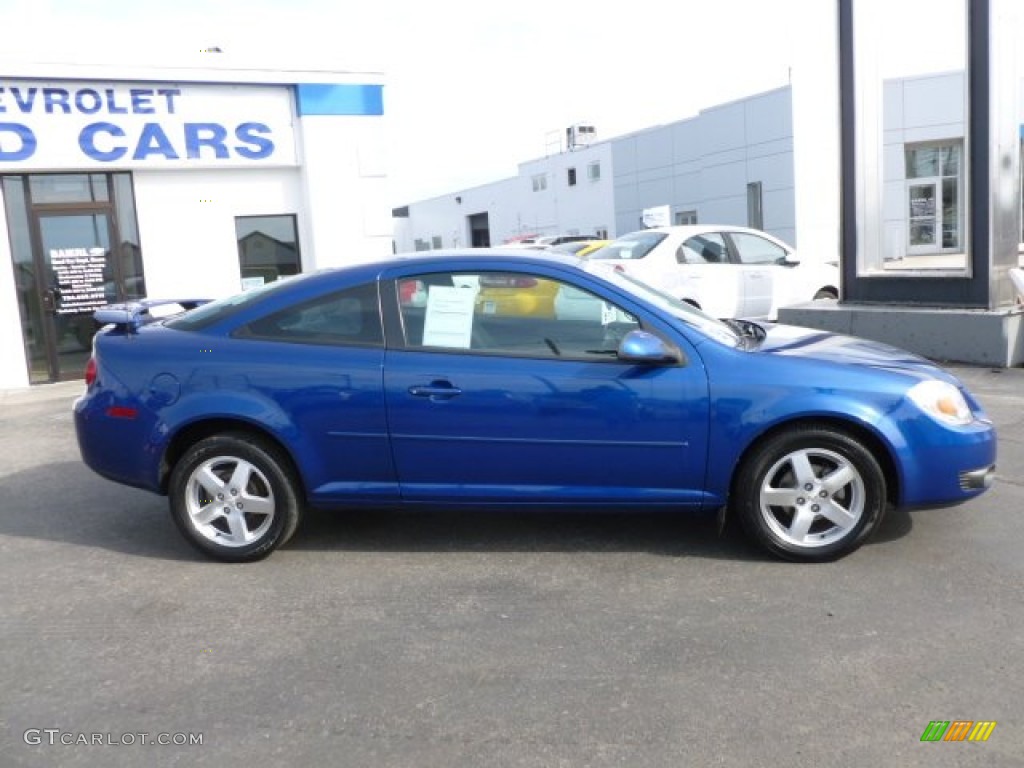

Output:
xmin=477 ymin=241 xmax=612 ymax=316
xmin=549 ymin=239 xmax=611 ymax=258
xmin=577 ymin=240 xmax=611 ymax=258
xmin=473 ymin=272 xmax=559 ymax=317
xmin=587 ymin=225 xmax=839 ymax=320
xmin=503 ymin=235 xmax=601 ymax=250
xmin=75 ymin=250 xmax=995 ymax=564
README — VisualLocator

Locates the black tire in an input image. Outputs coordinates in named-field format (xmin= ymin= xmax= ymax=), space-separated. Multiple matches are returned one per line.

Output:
xmin=813 ymin=288 xmax=838 ymax=300
xmin=733 ymin=425 xmax=886 ymax=562
xmin=169 ymin=432 xmax=303 ymax=562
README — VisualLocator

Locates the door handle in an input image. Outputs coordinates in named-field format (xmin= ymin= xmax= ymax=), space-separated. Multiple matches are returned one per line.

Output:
xmin=42 ymin=288 xmax=60 ymax=313
xmin=408 ymin=382 xmax=462 ymax=400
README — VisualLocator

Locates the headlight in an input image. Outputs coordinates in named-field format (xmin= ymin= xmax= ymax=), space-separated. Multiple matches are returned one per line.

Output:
xmin=906 ymin=380 xmax=973 ymax=426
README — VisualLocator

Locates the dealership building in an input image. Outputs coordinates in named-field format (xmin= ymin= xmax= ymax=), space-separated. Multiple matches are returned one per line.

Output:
xmin=0 ymin=59 xmax=389 ymax=389
xmin=393 ymin=71 xmax=1002 ymax=273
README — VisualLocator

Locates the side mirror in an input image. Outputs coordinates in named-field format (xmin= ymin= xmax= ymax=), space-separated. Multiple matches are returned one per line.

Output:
xmin=617 ymin=330 xmax=681 ymax=364
xmin=779 ymin=252 xmax=801 ymax=267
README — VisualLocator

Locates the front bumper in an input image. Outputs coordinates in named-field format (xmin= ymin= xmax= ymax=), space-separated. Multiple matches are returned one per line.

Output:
xmin=896 ymin=414 xmax=997 ymax=508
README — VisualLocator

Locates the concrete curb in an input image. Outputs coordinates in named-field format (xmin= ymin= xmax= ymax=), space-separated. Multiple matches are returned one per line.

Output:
xmin=0 ymin=380 xmax=84 ymax=406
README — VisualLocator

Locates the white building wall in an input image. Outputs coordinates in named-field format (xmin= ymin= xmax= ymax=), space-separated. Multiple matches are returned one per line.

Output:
xmin=298 ymin=116 xmax=392 ymax=268
xmin=398 ymin=91 xmax=796 ymax=255
xmin=132 ymin=168 xmax=303 ymax=300
xmin=790 ymin=0 xmax=841 ymax=267
xmin=516 ymin=143 xmax=615 ymax=240
xmin=882 ymin=71 xmax=966 ymax=261
xmin=393 ymin=142 xmax=614 ymax=252
xmin=613 ymin=87 xmax=797 ymax=245
xmin=393 ymin=177 xmax=512 ymax=251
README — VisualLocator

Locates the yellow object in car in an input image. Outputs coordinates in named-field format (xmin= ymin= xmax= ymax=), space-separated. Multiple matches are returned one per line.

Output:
xmin=576 ymin=240 xmax=610 ymax=258
xmin=475 ymin=274 xmax=560 ymax=317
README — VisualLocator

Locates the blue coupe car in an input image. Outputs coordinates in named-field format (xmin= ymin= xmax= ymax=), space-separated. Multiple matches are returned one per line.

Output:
xmin=74 ymin=251 xmax=996 ymax=562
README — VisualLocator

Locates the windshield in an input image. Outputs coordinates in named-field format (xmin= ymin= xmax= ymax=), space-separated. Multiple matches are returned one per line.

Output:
xmin=587 ymin=232 xmax=666 ymax=261
xmin=583 ymin=262 xmax=739 ymax=347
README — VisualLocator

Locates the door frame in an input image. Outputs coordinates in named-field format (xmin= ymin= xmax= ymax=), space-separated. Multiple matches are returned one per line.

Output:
xmin=27 ymin=200 xmax=122 ymax=382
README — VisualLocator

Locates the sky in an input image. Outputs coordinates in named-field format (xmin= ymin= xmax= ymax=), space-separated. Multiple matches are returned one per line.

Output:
xmin=1 ymin=0 xmax=995 ymax=205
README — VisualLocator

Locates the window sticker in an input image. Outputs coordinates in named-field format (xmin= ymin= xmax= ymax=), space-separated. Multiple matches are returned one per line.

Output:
xmin=422 ymin=285 xmax=477 ymax=348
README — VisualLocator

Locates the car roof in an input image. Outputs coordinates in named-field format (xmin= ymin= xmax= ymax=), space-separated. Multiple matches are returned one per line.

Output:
xmin=281 ymin=249 xmax=583 ymax=293
xmin=389 ymin=248 xmax=583 ymax=269
xmin=620 ymin=225 xmax=769 ymax=238
xmin=608 ymin=225 xmax=795 ymax=250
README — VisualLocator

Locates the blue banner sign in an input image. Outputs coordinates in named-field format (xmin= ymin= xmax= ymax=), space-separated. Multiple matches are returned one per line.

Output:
xmin=0 ymin=81 xmax=297 ymax=169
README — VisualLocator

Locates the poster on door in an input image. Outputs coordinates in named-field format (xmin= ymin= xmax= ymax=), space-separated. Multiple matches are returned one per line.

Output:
xmin=50 ymin=247 xmax=109 ymax=315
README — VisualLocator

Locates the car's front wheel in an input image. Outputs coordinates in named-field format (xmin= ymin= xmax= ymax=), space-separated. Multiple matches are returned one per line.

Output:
xmin=733 ymin=425 xmax=886 ymax=562
xmin=169 ymin=433 xmax=303 ymax=562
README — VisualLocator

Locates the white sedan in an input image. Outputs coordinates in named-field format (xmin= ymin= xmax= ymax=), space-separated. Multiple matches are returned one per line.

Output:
xmin=582 ymin=225 xmax=839 ymax=320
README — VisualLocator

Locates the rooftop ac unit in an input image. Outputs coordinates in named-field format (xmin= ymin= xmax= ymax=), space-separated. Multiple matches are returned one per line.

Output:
xmin=566 ymin=123 xmax=596 ymax=151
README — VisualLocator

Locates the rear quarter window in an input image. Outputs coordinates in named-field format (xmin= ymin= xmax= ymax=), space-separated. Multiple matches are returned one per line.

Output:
xmin=234 ymin=282 xmax=383 ymax=347
xmin=166 ymin=275 xmax=307 ymax=331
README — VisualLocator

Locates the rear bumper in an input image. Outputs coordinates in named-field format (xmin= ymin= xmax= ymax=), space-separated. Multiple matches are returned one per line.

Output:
xmin=74 ymin=391 xmax=164 ymax=494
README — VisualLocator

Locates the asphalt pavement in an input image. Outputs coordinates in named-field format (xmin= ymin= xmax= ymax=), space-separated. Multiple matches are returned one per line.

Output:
xmin=1 ymin=366 xmax=1022 ymax=768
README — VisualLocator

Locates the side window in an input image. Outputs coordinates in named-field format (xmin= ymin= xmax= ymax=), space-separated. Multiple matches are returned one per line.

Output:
xmin=730 ymin=232 xmax=787 ymax=265
xmin=238 ymin=281 xmax=382 ymax=346
xmin=235 ymin=214 xmax=301 ymax=290
xmin=677 ymin=233 xmax=728 ymax=265
xmin=396 ymin=271 xmax=640 ymax=360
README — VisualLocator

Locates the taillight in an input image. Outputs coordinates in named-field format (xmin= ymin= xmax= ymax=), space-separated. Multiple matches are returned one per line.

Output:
xmin=84 ymin=357 xmax=97 ymax=387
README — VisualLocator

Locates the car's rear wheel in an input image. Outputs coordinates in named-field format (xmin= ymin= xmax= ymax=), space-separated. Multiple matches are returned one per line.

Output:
xmin=813 ymin=287 xmax=838 ymax=300
xmin=169 ymin=433 xmax=302 ymax=562
xmin=733 ymin=425 xmax=886 ymax=562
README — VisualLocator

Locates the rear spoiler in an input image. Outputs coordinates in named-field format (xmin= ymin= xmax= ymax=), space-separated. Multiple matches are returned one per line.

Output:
xmin=93 ymin=299 xmax=211 ymax=333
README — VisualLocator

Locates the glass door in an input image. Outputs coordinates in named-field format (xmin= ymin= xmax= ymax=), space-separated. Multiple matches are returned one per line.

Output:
xmin=33 ymin=212 xmax=116 ymax=381
xmin=907 ymin=180 xmax=939 ymax=255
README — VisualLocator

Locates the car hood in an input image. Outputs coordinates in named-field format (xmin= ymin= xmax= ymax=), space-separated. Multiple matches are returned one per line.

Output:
xmin=754 ymin=323 xmax=958 ymax=383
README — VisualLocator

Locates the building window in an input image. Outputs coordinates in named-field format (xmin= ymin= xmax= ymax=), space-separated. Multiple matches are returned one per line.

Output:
xmin=595 ymin=228 xmax=608 ymax=239
xmin=235 ymin=215 xmax=301 ymax=289
xmin=414 ymin=238 xmax=431 ymax=252
xmin=431 ymin=235 xmax=442 ymax=249
xmin=587 ymin=162 xmax=601 ymax=181
xmin=746 ymin=182 xmax=763 ymax=230
xmin=674 ymin=210 xmax=697 ymax=226
xmin=531 ymin=174 xmax=547 ymax=192
xmin=567 ymin=168 xmax=577 ymax=187
xmin=905 ymin=142 xmax=962 ymax=253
